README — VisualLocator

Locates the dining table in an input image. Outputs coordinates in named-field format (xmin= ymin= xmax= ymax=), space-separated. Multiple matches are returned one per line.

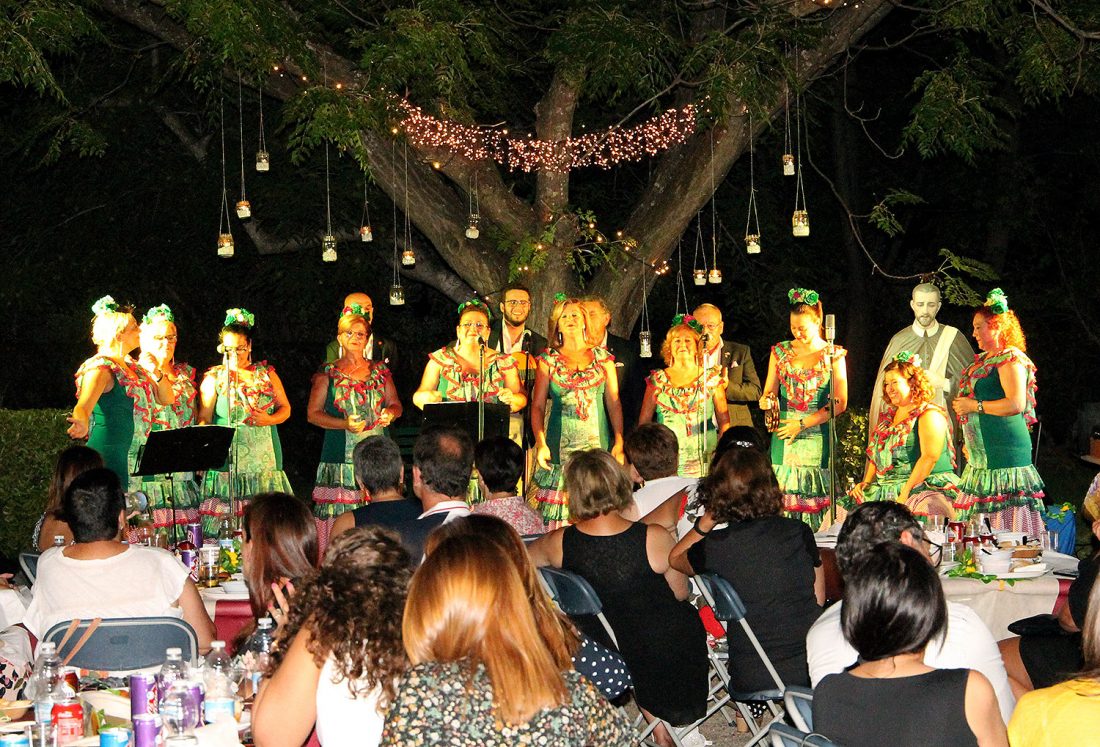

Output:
xmin=199 ymin=586 xmax=254 ymax=651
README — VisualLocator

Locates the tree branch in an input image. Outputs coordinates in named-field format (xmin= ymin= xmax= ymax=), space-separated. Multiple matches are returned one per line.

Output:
xmin=534 ymin=69 xmax=582 ymax=219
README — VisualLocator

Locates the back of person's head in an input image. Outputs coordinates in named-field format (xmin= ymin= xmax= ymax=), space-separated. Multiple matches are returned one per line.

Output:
xmin=474 ymin=437 xmax=525 ymax=495
xmin=563 ymin=449 xmax=633 ymax=520
xmin=624 ymin=423 xmax=679 ymax=481
xmin=48 ymin=445 xmax=104 ymax=514
xmin=711 ymin=425 xmax=765 ymax=463
xmin=63 ymin=468 xmax=125 ymax=543
xmin=353 ymin=435 xmax=403 ymax=496
xmin=836 ymin=501 xmax=923 ymax=578
xmin=841 ymin=541 xmax=947 ymax=662
xmin=269 ymin=526 xmax=410 ymax=706
xmin=701 ymin=447 xmax=783 ymax=523
xmin=404 ymin=534 xmax=569 ymax=724
xmin=242 ymin=493 xmax=320 ymax=618
xmin=424 ymin=515 xmax=578 ymax=667
xmin=413 ymin=425 xmax=474 ymax=498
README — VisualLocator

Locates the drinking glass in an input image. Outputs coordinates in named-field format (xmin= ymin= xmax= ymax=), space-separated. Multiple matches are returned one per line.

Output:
xmin=199 ymin=547 xmax=221 ymax=588
xmin=160 ymin=681 xmax=201 ymax=744
xmin=26 ymin=722 xmax=57 ymax=747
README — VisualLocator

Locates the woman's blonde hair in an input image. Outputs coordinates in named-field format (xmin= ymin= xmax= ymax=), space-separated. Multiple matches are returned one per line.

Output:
xmin=337 ymin=313 xmax=370 ymax=337
xmin=547 ymin=299 xmax=593 ymax=350
xmin=403 ymin=535 xmax=569 ymax=724
xmin=91 ymin=311 xmax=134 ymax=348
xmin=564 ymin=448 xmax=634 ymax=520
xmin=660 ymin=323 xmax=703 ymax=367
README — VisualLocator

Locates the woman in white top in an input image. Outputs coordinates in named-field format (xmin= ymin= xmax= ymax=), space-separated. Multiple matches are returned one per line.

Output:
xmin=23 ymin=468 xmax=214 ymax=650
xmin=251 ymin=526 xmax=410 ymax=747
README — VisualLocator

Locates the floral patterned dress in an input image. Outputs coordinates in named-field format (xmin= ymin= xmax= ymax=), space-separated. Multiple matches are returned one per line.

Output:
xmin=428 ymin=345 xmax=518 ymax=403
xmin=531 ymin=347 xmax=612 ymax=525
xmin=311 ymin=362 xmax=392 ymax=546
xmin=648 ymin=368 xmax=722 ymax=478
xmin=379 ymin=660 xmax=633 ymax=746
xmin=769 ymin=341 xmax=845 ymax=530
xmin=854 ymin=402 xmax=961 ymax=513
xmin=956 ymin=347 xmax=1045 ymax=532
xmin=200 ymin=361 xmax=292 ymax=534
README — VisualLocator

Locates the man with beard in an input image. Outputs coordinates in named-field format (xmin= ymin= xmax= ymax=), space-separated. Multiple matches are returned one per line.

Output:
xmin=868 ymin=283 xmax=974 ymax=442
xmin=486 ymin=283 xmax=545 ymax=451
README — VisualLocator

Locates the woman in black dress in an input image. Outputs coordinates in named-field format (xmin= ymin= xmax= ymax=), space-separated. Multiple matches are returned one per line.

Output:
xmin=529 ymin=449 xmax=708 ymax=746
xmin=669 ymin=446 xmax=823 ymax=692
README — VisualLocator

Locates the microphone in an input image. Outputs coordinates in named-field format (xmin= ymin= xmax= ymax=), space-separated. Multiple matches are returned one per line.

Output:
xmin=478 ymin=335 xmax=488 ymax=348
xmin=824 ymin=314 xmax=836 ymax=357
xmin=701 ymin=332 xmax=710 ymax=347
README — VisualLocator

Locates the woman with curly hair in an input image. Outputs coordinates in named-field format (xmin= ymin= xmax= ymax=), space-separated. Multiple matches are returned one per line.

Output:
xmin=670 ymin=447 xmax=824 ymax=693
xmin=381 ymin=532 xmax=631 ymax=746
xmin=952 ymin=289 xmax=1045 ymax=533
xmin=639 ymin=316 xmax=731 ymax=477
xmin=758 ymin=288 xmax=847 ymax=530
xmin=848 ymin=352 xmax=961 ymax=518
xmin=252 ymin=525 xmax=410 ymax=747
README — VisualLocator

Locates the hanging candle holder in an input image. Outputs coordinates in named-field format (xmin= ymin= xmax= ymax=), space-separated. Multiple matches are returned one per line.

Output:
xmin=782 ymin=86 xmax=795 ymax=176
xmin=639 ymin=263 xmax=653 ymax=358
xmin=691 ymin=211 xmax=708 ymax=286
xmin=693 ymin=268 xmax=707 ymax=286
xmin=744 ymin=117 xmax=763 ymax=255
xmin=466 ymin=173 xmax=481 ymax=239
xmin=322 ymin=234 xmax=338 ymax=262
xmin=359 ymin=172 xmax=373 ymax=242
xmin=217 ymin=233 xmax=235 ymax=258
xmin=235 ymin=76 xmax=252 ymax=220
xmin=782 ymin=153 xmax=795 ymax=177
xmin=705 ymin=131 xmax=723 ymax=287
xmin=389 ymin=285 xmax=405 ymax=306
xmin=465 ymin=213 xmax=480 ymax=240
xmin=708 ymin=268 xmax=723 ymax=284
xmin=359 ymin=225 xmax=373 ymax=242
xmin=401 ymin=249 xmax=416 ymax=266
xmin=792 ymin=210 xmax=810 ymax=237
xmin=639 ymin=330 xmax=653 ymax=358
xmin=236 ymin=200 xmax=251 ymax=219
xmin=255 ymin=82 xmax=270 ymax=172
xmin=745 ymin=234 xmax=761 ymax=254
xmin=792 ymin=92 xmax=810 ymax=238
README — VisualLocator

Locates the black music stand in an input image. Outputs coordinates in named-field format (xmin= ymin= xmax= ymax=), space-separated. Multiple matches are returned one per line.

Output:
xmin=423 ymin=401 xmax=510 ymax=443
xmin=134 ymin=426 xmax=235 ymax=541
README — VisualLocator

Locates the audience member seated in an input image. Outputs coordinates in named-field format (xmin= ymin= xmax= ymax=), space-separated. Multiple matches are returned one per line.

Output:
xmin=528 ymin=449 xmax=708 ymax=746
xmin=23 ymin=468 xmax=215 ymax=650
xmin=330 ymin=436 xmax=421 ymax=539
xmin=252 ymin=526 xmax=410 ymax=747
xmin=471 ymin=437 xmax=546 ymax=536
xmin=1009 ymin=578 xmax=1100 ymax=745
xmin=428 ymin=515 xmax=630 ymax=701
xmin=34 ymin=445 xmax=103 ymax=550
xmin=621 ymin=423 xmax=697 ymax=534
xmin=998 ymin=516 xmax=1100 ymax=697
xmin=669 ymin=447 xmax=823 ymax=692
xmin=805 ymin=502 xmax=1016 ymax=723
xmin=380 ymin=532 xmax=632 ymax=745
xmin=813 ymin=542 xmax=1008 ymax=747
xmin=389 ymin=425 xmax=473 ymax=562
xmin=242 ymin=493 xmax=320 ymax=626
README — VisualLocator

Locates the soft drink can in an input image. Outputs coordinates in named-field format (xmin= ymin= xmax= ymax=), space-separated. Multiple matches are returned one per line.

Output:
xmin=99 ymin=728 xmax=129 ymax=747
xmin=129 ymin=673 xmax=157 ymax=718
xmin=51 ymin=701 xmax=83 ymax=746
xmin=132 ymin=714 xmax=161 ymax=747
xmin=179 ymin=549 xmax=198 ymax=582
xmin=186 ymin=522 xmax=203 ymax=548
xmin=186 ymin=683 xmax=204 ymax=716
xmin=1 ymin=732 xmax=30 ymax=747
xmin=62 ymin=670 xmax=79 ymax=695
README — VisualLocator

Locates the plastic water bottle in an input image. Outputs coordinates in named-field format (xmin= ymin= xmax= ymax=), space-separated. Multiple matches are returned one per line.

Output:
xmin=202 ymin=641 xmax=236 ymax=723
xmin=243 ymin=617 xmax=274 ymax=693
xmin=27 ymin=641 xmax=63 ymax=723
xmin=157 ymin=647 xmax=188 ymax=705
xmin=160 ymin=680 xmax=200 ymax=746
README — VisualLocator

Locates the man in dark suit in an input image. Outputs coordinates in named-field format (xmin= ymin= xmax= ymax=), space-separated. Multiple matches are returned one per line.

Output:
xmin=583 ymin=297 xmax=643 ymax=433
xmin=693 ymin=303 xmax=761 ymax=429
xmin=322 ymin=291 xmax=400 ymax=368
xmin=486 ymin=283 xmax=546 ymax=459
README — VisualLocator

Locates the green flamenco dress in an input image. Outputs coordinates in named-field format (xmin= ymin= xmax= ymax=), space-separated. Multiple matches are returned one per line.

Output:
xmin=200 ymin=361 xmax=293 ymax=535
xmin=956 ymin=347 xmax=1045 ymax=533
xmin=311 ymin=362 xmax=391 ymax=547
xmin=428 ymin=346 xmax=518 ymax=403
xmin=75 ymin=356 xmax=157 ymax=488
xmin=853 ymin=402 xmax=961 ymax=514
xmin=138 ymin=363 xmax=202 ymax=540
xmin=648 ymin=369 xmax=719 ymax=478
xmin=531 ymin=348 xmax=612 ymax=525
xmin=769 ymin=341 xmax=845 ymax=531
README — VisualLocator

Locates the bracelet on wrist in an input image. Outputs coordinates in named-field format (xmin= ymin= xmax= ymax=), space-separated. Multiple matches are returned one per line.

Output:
xmin=976 ymin=401 xmax=985 ymax=414
xmin=692 ymin=517 xmax=711 ymax=536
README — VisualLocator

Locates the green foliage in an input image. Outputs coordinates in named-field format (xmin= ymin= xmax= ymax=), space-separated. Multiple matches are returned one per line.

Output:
xmin=937 ymin=248 xmax=999 ymax=305
xmin=0 ymin=0 xmax=100 ymax=102
xmin=0 ymin=409 xmax=71 ymax=558
xmin=834 ymin=407 xmax=869 ymax=492
xmin=903 ymin=52 xmax=1012 ymax=164
xmin=867 ymin=189 xmax=925 ymax=238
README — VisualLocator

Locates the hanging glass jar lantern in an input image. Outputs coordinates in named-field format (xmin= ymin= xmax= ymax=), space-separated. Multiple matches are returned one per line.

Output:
xmin=359 ymin=225 xmax=373 ymax=242
xmin=465 ymin=213 xmax=480 ymax=240
xmin=792 ymin=210 xmax=810 ymax=237
xmin=217 ymin=233 xmax=234 ymax=258
xmin=322 ymin=234 xmax=338 ymax=262
xmin=389 ymin=285 xmax=405 ymax=306
xmin=782 ymin=153 xmax=795 ymax=176
xmin=401 ymin=249 xmax=416 ymax=267
xmin=693 ymin=268 xmax=707 ymax=286
xmin=745 ymin=234 xmax=761 ymax=254
xmin=235 ymin=200 xmax=251 ymax=219
xmin=255 ymin=150 xmax=270 ymax=172
xmin=639 ymin=330 xmax=653 ymax=359
xmin=708 ymin=268 xmax=723 ymax=284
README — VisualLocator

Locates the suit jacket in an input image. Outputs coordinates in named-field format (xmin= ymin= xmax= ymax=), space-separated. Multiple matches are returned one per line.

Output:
xmin=322 ymin=334 xmax=400 ymax=369
xmin=715 ymin=339 xmax=762 ymax=429
xmin=604 ymin=333 xmax=643 ymax=434
xmin=486 ymin=323 xmax=546 ymax=446
xmin=485 ymin=323 xmax=547 ymax=361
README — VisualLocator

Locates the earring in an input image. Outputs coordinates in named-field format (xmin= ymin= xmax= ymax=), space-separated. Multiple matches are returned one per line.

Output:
xmin=557 ymin=331 xmax=564 ymax=345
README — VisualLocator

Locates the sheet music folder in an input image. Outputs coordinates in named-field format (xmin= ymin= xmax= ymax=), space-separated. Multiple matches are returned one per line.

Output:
xmin=134 ymin=425 xmax=235 ymax=477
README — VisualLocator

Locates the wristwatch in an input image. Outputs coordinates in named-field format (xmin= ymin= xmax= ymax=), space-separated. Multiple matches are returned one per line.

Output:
xmin=976 ymin=401 xmax=985 ymax=414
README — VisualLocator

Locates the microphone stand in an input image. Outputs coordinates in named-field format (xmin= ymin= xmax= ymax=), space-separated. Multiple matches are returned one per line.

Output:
xmin=698 ymin=334 xmax=711 ymax=477
xmin=477 ymin=336 xmax=486 ymax=442
xmin=520 ymin=328 xmax=533 ymax=494
xmin=224 ymin=349 xmax=240 ymax=533
xmin=824 ymin=315 xmax=838 ymax=526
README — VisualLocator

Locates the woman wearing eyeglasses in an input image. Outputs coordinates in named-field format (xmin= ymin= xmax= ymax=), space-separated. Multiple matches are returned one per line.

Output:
xmin=198 ymin=308 xmax=292 ymax=535
xmin=412 ymin=300 xmax=527 ymax=413
xmin=308 ymin=307 xmax=402 ymax=550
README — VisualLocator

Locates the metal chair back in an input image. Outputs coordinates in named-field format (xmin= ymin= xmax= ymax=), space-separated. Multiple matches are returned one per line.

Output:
xmin=767 ymin=722 xmax=837 ymax=747
xmin=537 ymin=567 xmax=619 ymax=648
xmin=43 ymin=617 xmax=199 ymax=670
xmin=19 ymin=551 xmax=40 ymax=585
xmin=783 ymin=685 xmax=814 ymax=732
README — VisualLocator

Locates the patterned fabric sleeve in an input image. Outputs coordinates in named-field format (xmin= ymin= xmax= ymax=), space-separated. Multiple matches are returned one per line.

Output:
xmin=568 ymin=672 xmax=634 ymax=744
xmin=378 ymin=666 xmax=431 ymax=746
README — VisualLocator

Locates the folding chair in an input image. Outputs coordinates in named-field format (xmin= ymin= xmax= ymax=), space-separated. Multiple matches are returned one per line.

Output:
xmin=767 ymin=722 xmax=837 ymax=747
xmin=783 ymin=685 xmax=814 ymax=732
xmin=43 ymin=617 xmax=198 ymax=670
xmin=19 ymin=551 xmax=40 ymax=585
xmin=694 ymin=572 xmax=788 ymax=747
